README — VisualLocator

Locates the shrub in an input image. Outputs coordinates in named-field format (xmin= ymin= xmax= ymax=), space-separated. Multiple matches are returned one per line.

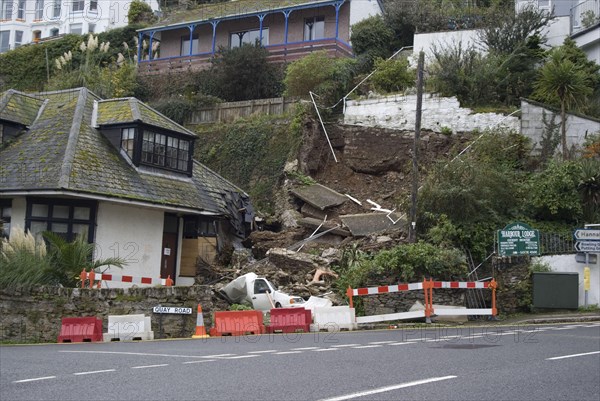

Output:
xmin=370 ymin=57 xmax=415 ymax=93
xmin=350 ymin=15 xmax=395 ymax=73
xmin=128 ymin=0 xmax=156 ymax=25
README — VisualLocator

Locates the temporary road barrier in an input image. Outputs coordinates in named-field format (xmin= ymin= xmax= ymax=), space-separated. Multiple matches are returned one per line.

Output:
xmin=347 ymin=278 xmax=497 ymax=324
xmin=209 ymin=310 xmax=265 ymax=336
xmin=103 ymin=314 xmax=154 ymax=341
xmin=57 ymin=317 xmax=103 ymax=343
xmin=80 ymin=269 xmax=173 ymax=288
xmin=192 ymin=304 xmax=210 ymax=338
xmin=268 ymin=308 xmax=311 ymax=333
xmin=312 ymin=306 xmax=357 ymax=331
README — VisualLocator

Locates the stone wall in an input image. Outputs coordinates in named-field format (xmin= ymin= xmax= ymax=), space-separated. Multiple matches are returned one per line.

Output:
xmin=0 ymin=286 xmax=216 ymax=343
xmin=494 ymin=257 xmax=532 ymax=315
xmin=344 ymin=94 xmax=520 ymax=134
xmin=520 ymin=98 xmax=600 ymax=155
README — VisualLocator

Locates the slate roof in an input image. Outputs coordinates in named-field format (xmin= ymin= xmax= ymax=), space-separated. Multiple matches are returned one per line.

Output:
xmin=142 ymin=0 xmax=337 ymax=30
xmin=0 ymin=87 xmax=247 ymax=216
xmin=0 ymin=89 xmax=45 ymax=127
xmin=96 ymin=98 xmax=196 ymax=138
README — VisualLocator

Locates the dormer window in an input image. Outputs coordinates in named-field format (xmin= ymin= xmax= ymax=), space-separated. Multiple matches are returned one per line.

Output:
xmin=117 ymin=126 xmax=192 ymax=174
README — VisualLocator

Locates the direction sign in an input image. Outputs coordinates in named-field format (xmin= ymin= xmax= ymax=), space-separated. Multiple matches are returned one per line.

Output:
xmin=575 ymin=241 xmax=600 ymax=253
xmin=497 ymin=222 xmax=540 ymax=257
xmin=152 ymin=306 xmax=193 ymax=314
xmin=574 ymin=229 xmax=600 ymax=241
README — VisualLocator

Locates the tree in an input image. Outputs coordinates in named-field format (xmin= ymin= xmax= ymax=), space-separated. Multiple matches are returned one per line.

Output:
xmin=350 ymin=15 xmax=395 ymax=73
xmin=128 ymin=0 xmax=156 ymax=25
xmin=370 ymin=57 xmax=415 ymax=93
xmin=208 ymin=44 xmax=283 ymax=102
xmin=533 ymin=48 xmax=593 ymax=160
xmin=478 ymin=5 xmax=552 ymax=55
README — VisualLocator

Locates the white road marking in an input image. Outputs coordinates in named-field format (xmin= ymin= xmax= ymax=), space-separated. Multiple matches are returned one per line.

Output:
xmin=183 ymin=360 xmax=216 ymax=364
xmin=312 ymin=348 xmax=338 ymax=352
xmin=201 ymin=354 xmax=236 ymax=358
xmin=132 ymin=364 xmax=169 ymax=369
xmin=248 ymin=350 xmax=278 ymax=354
xmin=317 ymin=375 xmax=458 ymax=401
xmin=73 ymin=369 xmax=116 ymax=376
xmin=59 ymin=350 xmax=229 ymax=359
xmin=274 ymin=351 xmax=303 ymax=355
xmin=368 ymin=341 xmax=395 ymax=345
xmin=291 ymin=347 xmax=320 ymax=351
xmin=546 ymin=351 xmax=600 ymax=361
xmin=221 ymin=355 xmax=260 ymax=360
xmin=388 ymin=342 xmax=412 ymax=346
xmin=14 ymin=376 xmax=56 ymax=383
xmin=352 ymin=345 xmax=382 ymax=349
xmin=330 ymin=344 xmax=361 ymax=348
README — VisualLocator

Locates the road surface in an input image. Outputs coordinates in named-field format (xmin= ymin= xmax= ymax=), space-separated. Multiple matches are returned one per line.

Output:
xmin=1 ymin=322 xmax=599 ymax=400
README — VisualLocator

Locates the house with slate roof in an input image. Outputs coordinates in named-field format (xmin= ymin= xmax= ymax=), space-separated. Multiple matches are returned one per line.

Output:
xmin=136 ymin=0 xmax=383 ymax=75
xmin=0 ymin=87 xmax=253 ymax=287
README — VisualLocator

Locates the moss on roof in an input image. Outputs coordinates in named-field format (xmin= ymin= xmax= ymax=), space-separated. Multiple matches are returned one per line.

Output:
xmin=0 ymin=89 xmax=45 ymax=127
xmin=96 ymin=98 xmax=196 ymax=137
xmin=0 ymin=87 xmax=244 ymax=215
xmin=145 ymin=0 xmax=334 ymax=29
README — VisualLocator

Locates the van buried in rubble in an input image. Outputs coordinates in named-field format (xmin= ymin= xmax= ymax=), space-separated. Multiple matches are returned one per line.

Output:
xmin=219 ymin=273 xmax=332 ymax=312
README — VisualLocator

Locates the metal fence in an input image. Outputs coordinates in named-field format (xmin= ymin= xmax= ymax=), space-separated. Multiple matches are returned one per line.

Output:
xmin=187 ymin=97 xmax=301 ymax=125
xmin=539 ymin=231 xmax=576 ymax=255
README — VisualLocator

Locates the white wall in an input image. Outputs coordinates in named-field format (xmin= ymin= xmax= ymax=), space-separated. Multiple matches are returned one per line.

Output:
xmin=7 ymin=196 xmax=26 ymax=233
xmin=411 ymin=29 xmax=482 ymax=67
xmin=349 ymin=0 xmax=383 ymax=27
xmin=95 ymin=201 xmax=164 ymax=288
xmin=344 ymin=94 xmax=520 ymax=133
xmin=534 ymin=254 xmax=600 ymax=307
xmin=543 ymin=16 xmax=571 ymax=47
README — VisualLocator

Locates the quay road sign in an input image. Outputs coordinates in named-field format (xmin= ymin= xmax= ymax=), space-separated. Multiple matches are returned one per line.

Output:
xmin=497 ymin=222 xmax=540 ymax=257
xmin=152 ymin=306 xmax=193 ymax=314
xmin=574 ymin=241 xmax=600 ymax=253
xmin=573 ymin=229 xmax=600 ymax=241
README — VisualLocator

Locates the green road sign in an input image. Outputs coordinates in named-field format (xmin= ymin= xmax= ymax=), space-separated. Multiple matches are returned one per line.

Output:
xmin=497 ymin=222 xmax=540 ymax=257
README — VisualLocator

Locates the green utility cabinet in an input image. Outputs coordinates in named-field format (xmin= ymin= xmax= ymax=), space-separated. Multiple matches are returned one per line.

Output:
xmin=532 ymin=272 xmax=579 ymax=309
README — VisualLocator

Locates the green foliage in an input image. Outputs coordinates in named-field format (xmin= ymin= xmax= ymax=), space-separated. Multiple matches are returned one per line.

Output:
xmin=229 ymin=303 xmax=253 ymax=311
xmin=128 ymin=0 xmax=156 ymax=25
xmin=370 ymin=57 xmax=415 ymax=93
xmin=578 ymin=158 xmax=600 ymax=222
xmin=333 ymin=242 xmax=468 ymax=293
xmin=207 ymin=44 xmax=284 ymax=101
xmin=527 ymin=160 xmax=583 ymax=222
xmin=0 ymin=229 xmax=50 ymax=287
xmin=350 ymin=15 xmax=395 ymax=73
xmin=284 ymin=51 xmax=357 ymax=107
xmin=194 ymin=111 xmax=303 ymax=214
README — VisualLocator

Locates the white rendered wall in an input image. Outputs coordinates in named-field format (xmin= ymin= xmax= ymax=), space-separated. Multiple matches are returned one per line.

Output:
xmin=534 ymin=254 xmax=600 ymax=307
xmin=94 ymin=201 xmax=164 ymax=288
xmin=344 ymin=94 xmax=520 ymax=133
xmin=349 ymin=0 xmax=383 ymax=27
xmin=411 ymin=29 xmax=482 ymax=66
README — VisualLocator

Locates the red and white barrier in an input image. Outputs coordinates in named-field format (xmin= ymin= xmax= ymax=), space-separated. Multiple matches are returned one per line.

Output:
xmin=79 ymin=270 xmax=173 ymax=288
xmin=347 ymin=279 xmax=498 ymax=324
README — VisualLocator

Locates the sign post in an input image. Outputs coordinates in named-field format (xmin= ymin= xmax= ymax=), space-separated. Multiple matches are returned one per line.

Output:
xmin=497 ymin=222 xmax=540 ymax=257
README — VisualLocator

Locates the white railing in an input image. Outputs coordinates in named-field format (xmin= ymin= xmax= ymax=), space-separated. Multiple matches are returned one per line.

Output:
xmin=571 ymin=0 xmax=600 ymax=34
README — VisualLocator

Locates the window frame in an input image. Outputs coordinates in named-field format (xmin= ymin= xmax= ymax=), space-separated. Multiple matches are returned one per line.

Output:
xmin=34 ymin=0 xmax=44 ymax=20
xmin=72 ymin=0 xmax=84 ymax=13
xmin=0 ymin=0 xmax=13 ymax=20
xmin=229 ymin=28 xmax=269 ymax=49
xmin=25 ymin=197 xmax=97 ymax=243
xmin=180 ymin=35 xmax=199 ymax=56
xmin=0 ymin=198 xmax=11 ymax=238
xmin=14 ymin=30 xmax=23 ymax=47
xmin=0 ymin=30 xmax=9 ymax=53
xmin=89 ymin=0 xmax=98 ymax=11
xmin=304 ymin=16 xmax=325 ymax=41
xmin=17 ymin=0 xmax=25 ymax=19
xmin=70 ymin=23 xmax=82 ymax=35
xmin=52 ymin=0 xmax=61 ymax=18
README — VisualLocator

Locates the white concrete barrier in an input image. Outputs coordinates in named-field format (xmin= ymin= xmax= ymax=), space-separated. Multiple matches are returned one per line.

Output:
xmin=103 ymin=314 xmax=154 ymax=341
xmin=312 ymin=306 xmax=357 ymax=331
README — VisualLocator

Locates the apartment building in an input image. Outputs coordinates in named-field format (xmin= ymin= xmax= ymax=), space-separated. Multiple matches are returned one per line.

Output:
xmin=0 ymin=0 xmax=159 ymax=53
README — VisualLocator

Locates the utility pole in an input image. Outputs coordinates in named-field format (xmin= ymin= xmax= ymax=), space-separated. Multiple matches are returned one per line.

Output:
xmin=409 ymin=51 xmax=424 ymax=243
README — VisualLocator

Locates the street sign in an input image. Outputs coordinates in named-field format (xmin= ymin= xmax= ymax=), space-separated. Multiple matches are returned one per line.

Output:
xmin=574 ymin=241 xmax=600 ymax=253
xmin=152 ymin=306 xmax=193 ymax=315
xmin=497 ymin=222 xmax=540 ymax=257
xmin=574 ymin=229 xmax=600 ymax=241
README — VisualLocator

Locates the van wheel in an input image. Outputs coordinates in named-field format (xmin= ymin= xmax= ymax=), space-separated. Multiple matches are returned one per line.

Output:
xmin=275 ymin=302 xmax=282 ymax=308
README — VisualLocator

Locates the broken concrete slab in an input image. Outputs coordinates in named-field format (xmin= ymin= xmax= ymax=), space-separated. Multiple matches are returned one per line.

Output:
xmin=300 ymin=203 xmax=328 ymax=220
xmin=341 ymin=213 xmax=406 ymax=237
xmin=266 ymin=247 xmax=332 ymax=272
xmin=291 ymin=183 xmax=347 ymax=211
xmin=299 ymin=217 xmax=352 ymax=237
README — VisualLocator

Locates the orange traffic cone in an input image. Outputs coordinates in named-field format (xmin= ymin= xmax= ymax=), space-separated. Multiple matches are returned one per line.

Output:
xmin=192 ymin=304 xmax=209 ymax=338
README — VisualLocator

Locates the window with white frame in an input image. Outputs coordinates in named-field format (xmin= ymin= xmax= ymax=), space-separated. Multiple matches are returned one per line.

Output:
xmin=35 ymin=0 xmax=44 ymax=20
xmin=230 ymin=28 xmax=268 ymax=48
xmin=17 ymin=0 xmax=25 ymax=19
xmin=15 ymin=31 xmax=23 ymax=47
xmin=90 ymin=0 xmax=97 ymax=11
xmin=304 ymin=16 xmax=325 ymax=41
xmin=0 ymin=199 xmax=11 ymax=238
xmin=50 ymin=28 xmax=59 ymax=36
xmin=53 ymin=0 xmax=61 ymax=18
xmin=0 ymin=31 xmax=9 ymax=53
xmin=70 ymin=23 xmax=82 ymax=34
xmin=72 ymin=0 xmax=84 ymax=12
xmin=121 ymin=128 xmax=135 ymax=159
xmin=88 ymin=23 xmax=95 ymax=33
xmin=0 ymin=0 xmax=13 ymax=20
xmin=180 ymin=35 xmax=199 ymax=56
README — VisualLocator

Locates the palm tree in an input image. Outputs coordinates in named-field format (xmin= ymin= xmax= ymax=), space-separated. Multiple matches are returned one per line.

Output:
xmin=42 ymin=232 xmax=126 ymax=287
xmin=533 ymin=48 xmax=593 ymax=160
